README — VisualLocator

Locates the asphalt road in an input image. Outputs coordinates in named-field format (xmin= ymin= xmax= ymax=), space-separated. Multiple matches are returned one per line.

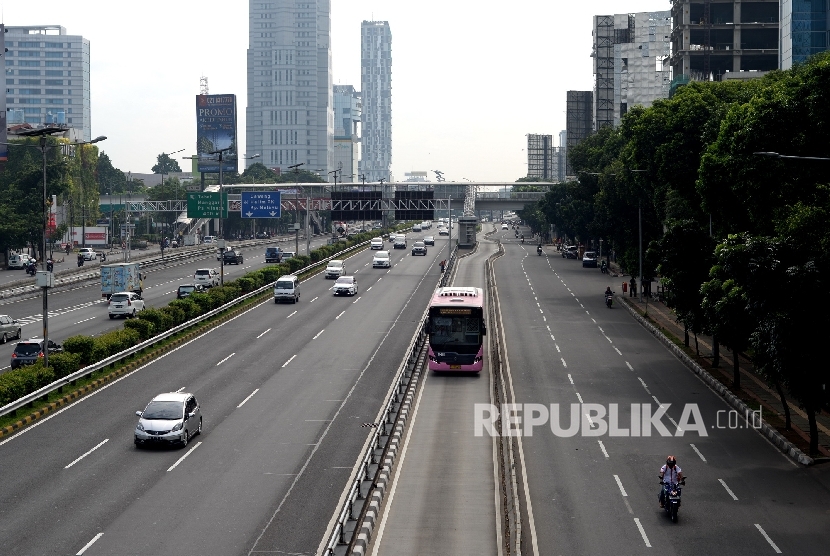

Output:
xmin=0 ymin=229 xmax=446 ymax=555
xmin=0 ymin=236 xmax=330 ymax=373
xmin=369 ymin=232 xmax=500 ymax=556
xmin=493 ymin=226 xmax=830 ymax=555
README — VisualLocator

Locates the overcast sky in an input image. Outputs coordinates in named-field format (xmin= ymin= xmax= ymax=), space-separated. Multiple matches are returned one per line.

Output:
xmin=5 ymin=0 xmax=668 ymax=181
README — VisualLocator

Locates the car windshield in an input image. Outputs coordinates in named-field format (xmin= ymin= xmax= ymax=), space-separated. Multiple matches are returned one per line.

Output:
xmin=375 ymin=253 xmax=389 ymax=258
xmin=14 ymin=343 xmax=41 ymax=356
xmin=179 ymin=286 xmax=195 ymax=293
xmin=141 ymin=401 xmax=183 ymax=420
xmin=275 ymin=281 xmax=294 ymax=289
xmin=414 ymin=242 xmax=425 ymax=247
xmin=328 ymin=261 xmax=343 ymax=268
xmin=335 ymin=277 xmax=352 ymax=284
xmin=111 ymin=294 xmax=129 ymax=302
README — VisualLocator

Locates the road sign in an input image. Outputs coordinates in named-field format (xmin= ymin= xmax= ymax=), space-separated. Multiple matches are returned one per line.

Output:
xmin=241 ymin=191 xmax=281 ymax=218
xmin=186 ymin=185 xmax=200 ymax=191
xmin=187 ymin=192 xmax=226 ymax=218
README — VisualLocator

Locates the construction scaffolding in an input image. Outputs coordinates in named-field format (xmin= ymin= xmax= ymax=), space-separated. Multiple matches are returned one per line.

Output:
xmin=593 ymin=15 xmax=616 ymax=131
xmin=566 ymin=91 xmax=593 ymax=176
xmin=527 ymin=134 xmax=554 ymax=180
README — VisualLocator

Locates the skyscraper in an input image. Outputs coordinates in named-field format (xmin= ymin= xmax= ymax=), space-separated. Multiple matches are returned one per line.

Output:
xmin=780 ymin=0 xmax=829 ymax=70
xmin=566 ymin=91 xmax=593 ymax=177
xmin=360 ymin=21 xmax=392 ymax=183
xmin=246 ymin=1 xmax=333 ymax=176
xmin=4 ymin=25 xmax=91 ymax=140
xmin=333 ymin=84 xmax=361 ymax=180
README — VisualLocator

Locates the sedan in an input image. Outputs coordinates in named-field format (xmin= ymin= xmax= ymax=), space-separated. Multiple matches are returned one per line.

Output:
xmin=411 ymin=241 xmax=427 ymax=256
xmin=134 ymin=392 xmax=202 ymax=448
xmin=108 ymin=292 xmax=146 ymax=319
xmin=332 ymin=276 xmax=358 ymax=296
xmin=423 ymin=236 xmax=435 ymax=246
xmin=0 ymin=314 xmax=22 ymax=344
xmin=582 ymin=251 xmax=598 ymax=268
xmin=372 ymin=251 xmax=391 ymax=268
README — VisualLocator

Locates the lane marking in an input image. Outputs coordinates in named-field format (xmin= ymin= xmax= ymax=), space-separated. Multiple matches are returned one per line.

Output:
xmin=312 ymin=329 xmax=325 ymax=340
xmin=336 ymin=310 xmax=345 ymax=319
xmin=754 ymin=524 xmax=782 ymax=554
xmin=598 ymin=440 xmax=609 ymax=458
xmin=550 ymin=334 xmax=555 ymax=342
xmin=282 ymin=354 xmax=296 ymax=368
xmin=167 ymin=441 xmax=202 ymax=472
xmin=175 ymin=386 xmax=186 ymax=393
xmin=257 ymin=328 xmax=271 ymax=339
xmin=555 ymin=344 xmax=560 ymax=352
xmin=614 ymin=347 xmax=622 ymax=355
xmin=367 ymin=286 xmax=372 ymax=291
xmin=633 ymin=518 xmax=652 ymax=548
xmin=598 ymin=327 xmax=604 ymax=333
xmin=613 ymin=474 xmax=628 ymax=496
xmin=217 ymin=353 xmax=235 ymax=366
xmin=65 ymin=438 xmax=109 ymax=469
xmin=352 ymin=297 xmax=361 ymax=303
xmin=567 ymin=374 xmax=574 ymax=385
xmin=561 ymin=357 xmax=567 ymax=368
xmin=718 ymin=479 xmax=739 ymax=501
xmin=575 ymin=393 xmax=584 ymax=403
xmin=287 ymin=310 xmax=297 ymax=318
xmin=237 ymin=389 xmax=259 ymax=408
xmin=626 ymin=361 xmax=634 ymax=371
xmin=652 ymin=395 xmax=660 ymax=405
xmin=667 ymin=415 xmax=683 ymax=433
xmin=76 ymin=532 xmax=104 ymax=555
xmin=309 ymin=296 xmax=318 ymax=303
xmin=690 ymin=443 xmax=707 ymax=462
xmin=591 ymin=318 xmax=596 ymax=323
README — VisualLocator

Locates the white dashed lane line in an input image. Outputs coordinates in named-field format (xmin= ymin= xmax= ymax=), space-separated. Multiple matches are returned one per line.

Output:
xmin=257 ymin=328 xmax=271 ymax=339
xmin=64 ymin=439 xmax=108 ymax=469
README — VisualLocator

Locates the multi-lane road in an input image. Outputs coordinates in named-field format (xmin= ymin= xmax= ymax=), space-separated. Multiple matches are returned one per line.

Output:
xmin=1 ymin=225 xmax=829 ymax=555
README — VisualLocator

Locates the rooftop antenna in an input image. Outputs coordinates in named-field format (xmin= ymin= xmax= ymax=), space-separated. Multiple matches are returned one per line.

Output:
xmin=200 ymin=75 xmax=209 ymax=95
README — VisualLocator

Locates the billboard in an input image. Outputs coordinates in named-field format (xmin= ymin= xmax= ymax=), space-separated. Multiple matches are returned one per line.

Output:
xmin=196 ymin=94 xmax=238 ymax=173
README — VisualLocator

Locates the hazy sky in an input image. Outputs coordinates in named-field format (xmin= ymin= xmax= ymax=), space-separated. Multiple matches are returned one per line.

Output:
xmin=5 ymin=0 xmax=669 ymax=181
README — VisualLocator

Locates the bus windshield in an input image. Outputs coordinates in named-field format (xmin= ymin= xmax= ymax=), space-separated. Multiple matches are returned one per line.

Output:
xmin=428 ymin=311 xmax=483 ymax=352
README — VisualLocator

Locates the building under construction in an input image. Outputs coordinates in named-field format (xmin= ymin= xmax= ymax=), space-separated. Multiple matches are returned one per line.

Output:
xmin=593 ymin=12 xmax=672 ymax=130
xmin=527 ymin=134 xmax=564 ymax=181
xmin=670 ymin=0 xmax=778 ymax=91
xmin=565 ymin=91 xmax=593 ymax=177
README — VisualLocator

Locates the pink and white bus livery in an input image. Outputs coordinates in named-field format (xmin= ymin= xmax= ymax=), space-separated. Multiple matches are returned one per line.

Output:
xmin=427 ymin=287 xmax=486 ymax=372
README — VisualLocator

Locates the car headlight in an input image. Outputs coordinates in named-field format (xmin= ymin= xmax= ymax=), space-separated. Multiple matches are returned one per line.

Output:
xmin=171 ymin=422 xmax=183 ymax=432
xmin=136 ymin=422 xmax=145 ymax=432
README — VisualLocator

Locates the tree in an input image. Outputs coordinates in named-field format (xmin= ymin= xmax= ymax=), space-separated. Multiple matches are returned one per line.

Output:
xmin=152 ymin=153 xmax=182 ymax=174
xmin=97 ymin=151 xmax=127 ymax=195
xmin=242 ymin=162 xmax=278 ymax=183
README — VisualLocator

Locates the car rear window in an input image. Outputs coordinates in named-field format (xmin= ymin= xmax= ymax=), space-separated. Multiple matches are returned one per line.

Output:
xmin=196 ymin=270 xmax=210 ymax=276
xmin=111 ymin=294 xmax=129 ymax=301
xmin=14 ymin=343 xmax=41 ymax=356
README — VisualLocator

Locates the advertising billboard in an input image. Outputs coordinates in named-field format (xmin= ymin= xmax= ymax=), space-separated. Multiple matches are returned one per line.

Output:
xmin=196 ymin=94 xmax=238 ymax=173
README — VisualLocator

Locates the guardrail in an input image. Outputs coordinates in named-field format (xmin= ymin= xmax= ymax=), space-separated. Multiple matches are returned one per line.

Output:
xmin=0 ymin=238 xmax=373 ymax=420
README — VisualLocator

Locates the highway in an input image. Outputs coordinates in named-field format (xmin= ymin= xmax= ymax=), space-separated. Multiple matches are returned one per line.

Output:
xmin=0 ymin=236 xmax=324 ymax=373
xmin=2 ymin=224 xmax=830 ymax=555
xmin=0 ymin=229 xmax=448 ymax=555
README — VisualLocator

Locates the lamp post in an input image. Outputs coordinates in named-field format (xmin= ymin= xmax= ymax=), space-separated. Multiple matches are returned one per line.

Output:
xmin=209 ymin=147 xmax=234 ymax=286
xmin=241 ymin=153 xmax=261 ymax=238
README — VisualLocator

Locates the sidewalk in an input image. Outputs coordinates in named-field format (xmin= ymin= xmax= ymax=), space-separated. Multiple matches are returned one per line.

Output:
xmin=611 ymin=270 xmax=830 ymax=460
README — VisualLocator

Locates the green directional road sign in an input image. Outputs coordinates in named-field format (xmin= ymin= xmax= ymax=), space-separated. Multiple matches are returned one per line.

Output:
xmin=187 ymin=192 xmax=227 ymax=218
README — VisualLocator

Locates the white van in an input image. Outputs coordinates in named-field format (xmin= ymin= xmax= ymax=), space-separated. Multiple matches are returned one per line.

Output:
xmin=274 ymin=275 xmax=300 ymax=304
xmin=202 ymin=236 xmax=216 ymax=244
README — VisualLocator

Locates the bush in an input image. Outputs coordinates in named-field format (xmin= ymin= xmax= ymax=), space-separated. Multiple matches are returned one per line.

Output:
xmin=90 ymin=329 xmax=140 ymax=362
xmin=294 ymin=255 xmax=311 ymax=270
xmin=0 ymin=368 xmax=35 ymax=405
xmin=161 ymin=305 xmax=186 ymax=327
xmin=124 ymin=318 xmax=155 ymax=340
xmin=260 ymin=265 xmax=283 ymax=283
xmin=138 ymin=308 xmax=174 ymax=335
xmin=63 ymin=335 xmax=96 ymax=366
xmin=189 ymin=291 xmax=216 ymax=314
xmin=168 ymin=298 xmax=199 ymax=321
xmin=48 ymin=352 xmax=81 ymax=379
xmin=208 ymin=286 xmax=236 ymax=306
xmin=286 ymin=257 xmax=306 ymax=273
xmin=236 ymin=276 xmax=258 ymax=293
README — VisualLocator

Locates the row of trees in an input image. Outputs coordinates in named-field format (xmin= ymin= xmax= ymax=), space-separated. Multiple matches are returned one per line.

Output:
xmin=517 ymin=53 xmax=830 ymax=455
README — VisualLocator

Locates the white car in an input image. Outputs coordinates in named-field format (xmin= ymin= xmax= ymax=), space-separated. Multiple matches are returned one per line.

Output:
xmin=194 ymin=268 xmax=220 ymax=287
xmin=372 ymin=251 xmax=391 ymax=268
xmin=108 ymin=292 xmax=145 ymax=319
xmin=501 ymin=223 xmax=509 ymax=230
xmin=78 ymin=247 xmax=98 ymax=261
xmin=413 ymin=224 xmax=422 ymax=232
xmin=332 ymin=276 xmax=358 ymax=296
xmin=371 ymin=237 xmax=384 ymax=250
xmin=325 ymin=260 xmax=345 ymax=279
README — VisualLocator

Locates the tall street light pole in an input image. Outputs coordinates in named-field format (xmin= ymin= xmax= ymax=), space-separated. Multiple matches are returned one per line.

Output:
xmin=291 ymin=163 xmax=306 ymax=254
xmin=209 ymin=147 xmax=234 ymax=286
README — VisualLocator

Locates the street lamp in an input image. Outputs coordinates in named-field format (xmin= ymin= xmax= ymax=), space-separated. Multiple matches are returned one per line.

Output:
xmin=241 ymin=153 xmax=261 ymax=237
xmin=753 ymin=151 xmax=830 ymax=161
xmin=159 ymin=148 xmax=185 ymax=202
xmin=290 ymin=163 xmax=306 ymax=254
xmin=209 ymin=147 xmax=235 ymax=286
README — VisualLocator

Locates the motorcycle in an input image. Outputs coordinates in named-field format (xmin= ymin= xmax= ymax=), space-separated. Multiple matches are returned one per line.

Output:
xmin=537 ymin=246 xmax=543 ymax=256
xmin=77 ymin=256 xmax=84 ymax=267
xmin=605 ymin=293 xmax=614 ymax=308
xmin=26 ymin=262 xmax=37 ymax=276
xmin=600 ymin=261 xmax=608 ymax=274
xmin=660 ymin=479 xmax=685 ymax=522
xmin=46 ymin=259 xmax=54 ymax=272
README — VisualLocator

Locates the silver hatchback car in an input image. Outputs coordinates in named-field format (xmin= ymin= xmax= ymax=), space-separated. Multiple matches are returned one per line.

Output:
xmin=134 ymin=392 xmax=202 ymax=448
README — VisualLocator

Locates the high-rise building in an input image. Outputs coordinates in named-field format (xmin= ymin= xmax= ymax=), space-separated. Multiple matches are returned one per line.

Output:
xmin=593 ymin=12 xmax=672 ymax=129
xmin=333 ymin=84 xmax=361 ymax=180
xmin=4 ymin=25 xmax=91 ymax=140
xmin=780 ymin=0 xmax=829 ymax=70
xmin=246 ymin=1 xmax=333 ymax=176
xmin=566 ymin=91 xmax=593 ymax=177
xmin=527 ymin=134 xmax=555 ymax=180
xmin=670 ymin=0 xmax=778 ymax=89
xmin=360 ymin=21 xmax=392 ymax=183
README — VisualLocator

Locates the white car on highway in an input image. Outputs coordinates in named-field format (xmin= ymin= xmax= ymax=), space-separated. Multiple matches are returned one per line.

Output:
xmin=108 ymin=292 xmax=145 ymax=319
xmin=332 ymin=276 xmax=358 ymax=296
xmin=78 ymin=247 xmax=98 ymax=261
xmin=325 ymin=260 xmax=346 ymax=279
xmin=372 ymin=251 xmax=391 ymax=268
xmin=194 ymin=268 xmax=220 ymax=287
xmin=371 ymin=237 xmax=384 ymax=250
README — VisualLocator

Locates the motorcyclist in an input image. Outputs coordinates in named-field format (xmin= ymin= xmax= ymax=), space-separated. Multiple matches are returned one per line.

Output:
xmin=605 ymin=286 xmax=613 ymax=298
xmin=600 ymin=260 xmax=608 ymax=273
xmin=658 ymin=455 xmax=683 ymax=508
xmin=27 ymin=259 xmax=37 ymax=275
xmin=537 ymin=244 xmax=543 ymax=255
xmin=46 ymin=259 xmax=54 ymax=272
xmin=77 ymin=253 xmax=84 ymax=267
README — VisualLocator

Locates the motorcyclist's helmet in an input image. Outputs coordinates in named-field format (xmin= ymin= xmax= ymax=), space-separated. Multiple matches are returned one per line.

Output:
xmin=666 ymin=455 xmax=677 ymax=467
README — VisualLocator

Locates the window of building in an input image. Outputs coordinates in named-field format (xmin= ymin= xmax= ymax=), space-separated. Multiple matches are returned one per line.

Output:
xmin=44 ymin=42 xmax=64 ymax=48
xmin=18 ymin=51 xmax=41 ymax=57
xmin=18 ymin=41 xmax=40 ymax=48
xmin=46 ymin=99 xmax=64 ymax=104
xmin=23 ymin=107 xmax=42 ymax=113
xmin=45 ymin=89 xmax=63 ymax=95
xmin=20 ymin=61 xmax=41 ymax=67
xmin=19 ymin=70 xmax=41 ymax=76
xmin=45 ymin=70 xmax=63 ymax=76
xmin=20 ymin=98 xmax=42 ymax=104
xmin=45 ymin=52 xmax=64 ymax=58
xmin=45 ymin=79 xmax=63 ymax=85
xmin=45 ymin=61 xmax=63 ymax=67
xmin=19 ymin=88 xmax=42 ymax=95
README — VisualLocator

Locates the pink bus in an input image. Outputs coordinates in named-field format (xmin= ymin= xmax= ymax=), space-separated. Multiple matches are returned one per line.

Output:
xmin=427 ymin=287 xmax=486 ymax=372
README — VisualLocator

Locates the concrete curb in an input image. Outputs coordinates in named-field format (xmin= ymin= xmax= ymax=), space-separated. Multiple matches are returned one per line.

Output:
xmin=617 ymin=296 xmax=814 ymax=466
xmin=351 ymin=364 xmax=422 ymax=556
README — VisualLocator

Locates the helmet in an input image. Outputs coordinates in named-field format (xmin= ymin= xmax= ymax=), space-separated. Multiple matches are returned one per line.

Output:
xmin=666 ymin=455 xmax=677 ymax=467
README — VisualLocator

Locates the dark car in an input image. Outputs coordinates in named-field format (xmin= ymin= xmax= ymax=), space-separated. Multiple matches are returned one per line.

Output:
xmin=265 ymin=246 xmax=282 ymax=263
xmin=11 ymin=338 xmax=63 ymax=369
xmin=223 ymin=249 xmax=244 ymax=265
xmin=176 ymin=283 xmax=204 ymax=299
xmin=411 ymin=241 xmax=427 ymax=256
xmin=423 ymin=235 xmax=435 ymax=246
xmin=256 ymin=232 xmax=270 ymax=239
